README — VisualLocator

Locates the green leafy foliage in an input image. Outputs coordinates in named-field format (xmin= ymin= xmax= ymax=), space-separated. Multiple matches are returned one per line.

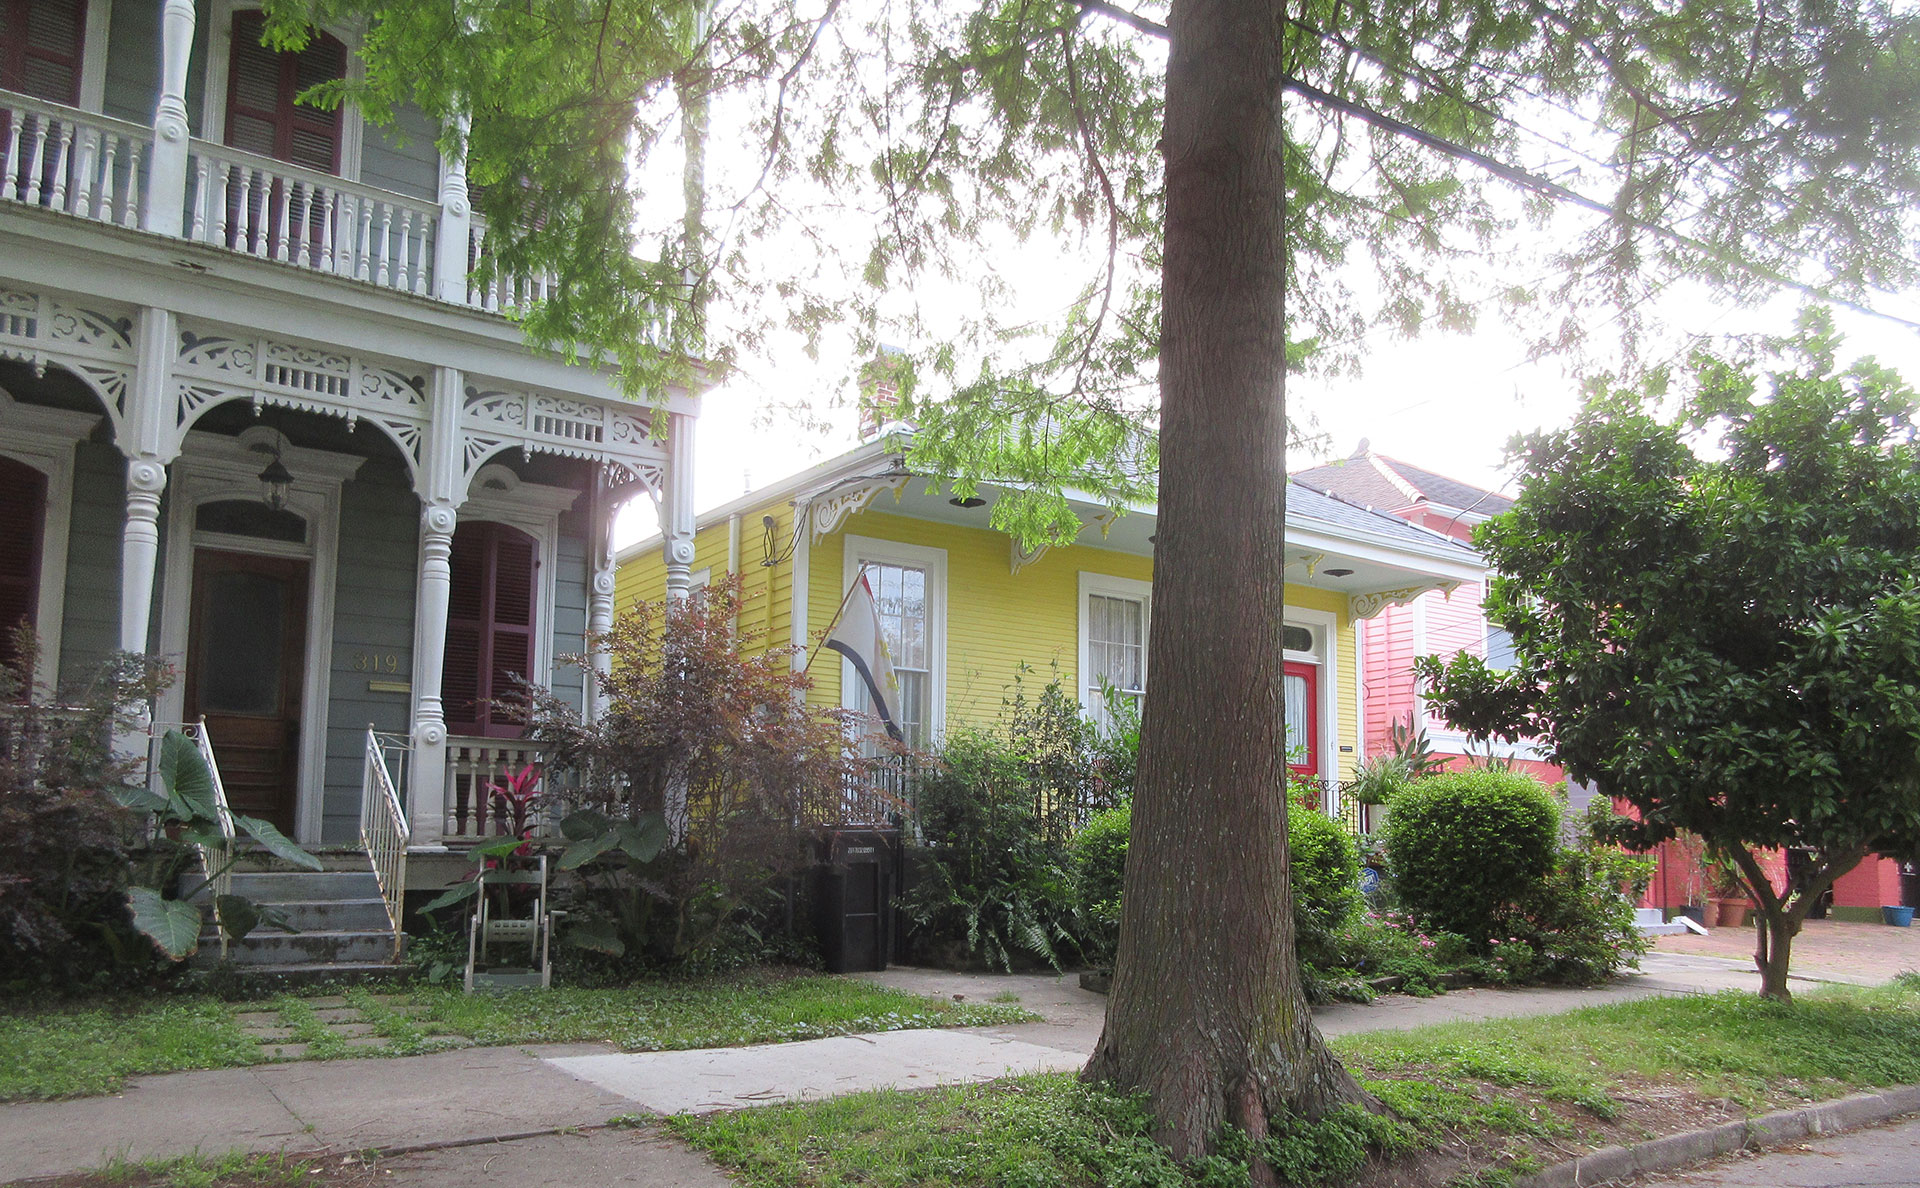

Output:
xmin=1421 ymin=318 xmax=1920 ymax=992
xmin=118 ymin=732 xmax=323 ymax=962
xmin=0 ymin=638 xmax=173 ymax=995
xmin=900 ymin=671 xmax=1129 ymax=971
xmin=1288 ymin=807 xmax=1363 ymax=965
xmin=519 ymin=579 xmax=871 ymax=972
xmin=1382 ymin=771 xmax=1560 ymax=946
xmin=1069 ymin=801 xmax=1360 ymax=974
xmin=1069 ymin=806 xmax=1130 ymax=963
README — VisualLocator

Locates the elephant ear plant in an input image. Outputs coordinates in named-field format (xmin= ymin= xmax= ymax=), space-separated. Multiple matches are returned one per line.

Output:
xmin=115 ymin=730 xmax=322 ymax=961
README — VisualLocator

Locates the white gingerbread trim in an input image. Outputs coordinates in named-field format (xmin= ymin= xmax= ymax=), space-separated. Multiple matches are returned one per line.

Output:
xmin=808 ymin=474 xmax=909 ymax=542
xmin=1350 ymin=581 xmax=1461 ymax=621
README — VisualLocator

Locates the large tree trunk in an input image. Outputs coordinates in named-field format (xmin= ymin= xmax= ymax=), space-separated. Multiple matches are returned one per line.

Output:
xmin=1082 ymin=0 xmax=1373 ymax=1161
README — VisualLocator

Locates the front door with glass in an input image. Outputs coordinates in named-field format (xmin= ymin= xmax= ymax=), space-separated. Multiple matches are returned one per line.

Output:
xmin=184 ymin=549 xmax=310 ymax=832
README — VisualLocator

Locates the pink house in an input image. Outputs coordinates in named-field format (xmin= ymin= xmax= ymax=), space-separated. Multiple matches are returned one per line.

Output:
xmin=1295 ymin=443 xmax=1564 ymax=786
xmin=1299 ymin=444 xmax=1919 ymax=923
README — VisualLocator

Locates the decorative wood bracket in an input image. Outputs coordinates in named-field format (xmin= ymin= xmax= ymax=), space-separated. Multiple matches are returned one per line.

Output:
xmin=809 ymin=474 xmax=908 ymax=541
xmin=1350 ymin=581 xmax=1462 ymax=621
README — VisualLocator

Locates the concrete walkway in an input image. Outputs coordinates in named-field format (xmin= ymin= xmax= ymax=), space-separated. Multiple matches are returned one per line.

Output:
xmin=0 ymin=951 xmax=1881 ymax=1184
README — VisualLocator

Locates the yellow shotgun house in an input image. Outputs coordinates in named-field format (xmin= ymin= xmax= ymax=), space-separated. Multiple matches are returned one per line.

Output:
xmin=615 ymin=435 xmax=1482 ymax=798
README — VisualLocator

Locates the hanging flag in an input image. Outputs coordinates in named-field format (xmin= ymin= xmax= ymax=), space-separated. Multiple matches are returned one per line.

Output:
xmin=824 ymin=572 xmax=904 ymax=741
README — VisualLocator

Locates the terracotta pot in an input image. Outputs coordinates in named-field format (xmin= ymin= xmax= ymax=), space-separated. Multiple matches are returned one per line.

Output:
xmin=1710 ymin=897 xmax=1751 ymax=928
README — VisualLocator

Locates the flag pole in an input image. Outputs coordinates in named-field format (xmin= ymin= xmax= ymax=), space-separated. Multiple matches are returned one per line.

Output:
xmin=802 ymin=566 xmax=875 ymax=675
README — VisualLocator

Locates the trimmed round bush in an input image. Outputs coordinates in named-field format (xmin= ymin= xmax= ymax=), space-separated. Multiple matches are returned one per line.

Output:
xmin=1383 ymin=769 xmax=1560 ymax=944
xmin=1289 ymin=807 xmax=1361 ymax=960
xmin=1072 ymin=807 xmax=1131 ymax=924
xmin=1070 ymin=803 xmax=1359 ymax=961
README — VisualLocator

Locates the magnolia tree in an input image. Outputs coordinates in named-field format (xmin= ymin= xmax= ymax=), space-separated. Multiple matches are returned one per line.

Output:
xmin=1420 ymin=316 xmax=1920 ymax=1001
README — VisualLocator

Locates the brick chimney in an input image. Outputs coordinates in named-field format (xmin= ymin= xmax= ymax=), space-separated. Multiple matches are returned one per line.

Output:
xmin=857 ymin=347 xmax=909 ymax=440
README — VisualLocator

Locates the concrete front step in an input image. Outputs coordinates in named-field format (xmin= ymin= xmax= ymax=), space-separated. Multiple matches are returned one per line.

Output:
xmin=197 ymin=928 xmax=403 ymax=966
xmin=226 ymin=869 xmax=381 ymax=900
xmin=229 ymin=897 xmax=393 ymax=932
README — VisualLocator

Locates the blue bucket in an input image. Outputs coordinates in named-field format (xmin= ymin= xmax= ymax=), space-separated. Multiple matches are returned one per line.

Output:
xmin=1883 ymin=905 xmax=1915 ymax=927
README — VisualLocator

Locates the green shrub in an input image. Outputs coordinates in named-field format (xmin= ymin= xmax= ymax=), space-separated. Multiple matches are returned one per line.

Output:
xmin=1070 ymin=807 xmax=1130 ymax=963
xmin=1290 ymin=807 xmax=1361 ymax=963
xmin=1066 ymin=803 xmax=1358 ymax=969
xmin=1383 ymin=770 xmax=1559 ymax=946
xmin=1 ymin=640 xmax=174 ymax=996
xmin=902 ymin=728 xmax=1082 ymax=970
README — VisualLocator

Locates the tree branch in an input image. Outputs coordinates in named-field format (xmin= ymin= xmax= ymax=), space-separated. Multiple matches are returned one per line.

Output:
xmin=1070 ymin=0 xmax=1168 ymax=39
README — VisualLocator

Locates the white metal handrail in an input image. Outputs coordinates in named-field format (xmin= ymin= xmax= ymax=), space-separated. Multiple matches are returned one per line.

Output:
xmin=185 ymin=139 xmax=441 ymax=296
xmin=0 ymin=89 xmax=149 ymax=229
xmin=186 ymin=717 xmax=237 ymax=959
xmin=361 ymin=726 xmax=411 ymax=960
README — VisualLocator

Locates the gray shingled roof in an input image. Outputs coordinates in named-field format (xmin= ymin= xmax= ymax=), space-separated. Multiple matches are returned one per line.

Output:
xmin=1287 ymin=481 xmax=1473 ymax=552
xmin=1381 ymin=459 xmax=1514 ymax=515
xmin=1293 ymin=457 xmax=1411 ymax=510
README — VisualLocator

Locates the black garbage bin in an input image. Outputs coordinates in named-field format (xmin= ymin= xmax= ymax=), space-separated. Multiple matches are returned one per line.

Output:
xmin=1901 ymin=860 xmax=1920 ymax=910
xmin=810 ymin=827 xmax=899 ymax=973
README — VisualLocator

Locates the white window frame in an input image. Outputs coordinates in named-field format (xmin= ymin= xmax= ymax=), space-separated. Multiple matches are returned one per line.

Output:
xmin=0 ymin=395 xmax=97 ymax=690
xmin=840 ymin=534 xmax=946 ymax=746
xmin=198 ymin=0 xmax=366 ymax=181
xmin=1283 ymin=605 xmax=1339 ymax=787
xmin=1077 ymin=571 xmax=1151 ymax=725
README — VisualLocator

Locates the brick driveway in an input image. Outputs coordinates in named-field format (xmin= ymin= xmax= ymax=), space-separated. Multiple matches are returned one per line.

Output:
xmin=1653 ymin=918 xmax=1920 ymax=983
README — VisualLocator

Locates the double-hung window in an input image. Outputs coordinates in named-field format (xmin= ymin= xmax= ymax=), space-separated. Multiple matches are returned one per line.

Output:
xmin=1079 ymin=573 xmax=1151 ymax=729
xmin=842 ymin=536 xmax=944 ymax=750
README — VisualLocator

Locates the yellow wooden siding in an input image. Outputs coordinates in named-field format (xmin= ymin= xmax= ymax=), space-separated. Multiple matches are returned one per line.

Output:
xmin=613 ymin=500 xmax=796 ymax=662
xmin=617 ymin=504 xmax=1360 ymax=778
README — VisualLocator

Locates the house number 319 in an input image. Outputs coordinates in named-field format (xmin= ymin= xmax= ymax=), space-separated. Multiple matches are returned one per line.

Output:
xmin=351 ymin=651 xmax=402 ymax=674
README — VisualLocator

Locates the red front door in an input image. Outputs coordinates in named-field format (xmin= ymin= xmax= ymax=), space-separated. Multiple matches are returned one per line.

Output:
xmin=1284 ymin=660 xmax=1319 ymax=779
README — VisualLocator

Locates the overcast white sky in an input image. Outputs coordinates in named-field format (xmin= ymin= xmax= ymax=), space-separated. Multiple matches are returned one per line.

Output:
xmin=617 ymin=283 xmax=1920 ymax=549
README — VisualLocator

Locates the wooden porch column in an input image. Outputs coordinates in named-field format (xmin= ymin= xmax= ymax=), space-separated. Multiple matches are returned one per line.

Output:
xmin=662 ymin=411 xmax=696 ymax=601
xmin=144 ymin=0 xmax=196 ymax=237
xmin=586 ymin=470 xmax=618 ymax=719
xmin=433 ymin=114 xmax=472 ymax=304
xmin=408 ymin=366 xmax=466 ymax=845
xmin=118 ymin=308 xmax=176 ymax=655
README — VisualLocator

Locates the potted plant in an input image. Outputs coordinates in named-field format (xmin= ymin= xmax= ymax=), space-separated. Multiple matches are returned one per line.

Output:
xmin=1704 ymin=851 xmax=1753 ymax=928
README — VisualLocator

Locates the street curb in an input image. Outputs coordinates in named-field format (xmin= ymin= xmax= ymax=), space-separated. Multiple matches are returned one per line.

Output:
xmin=1515 ymin=1084 xmax=1920 ymax=1187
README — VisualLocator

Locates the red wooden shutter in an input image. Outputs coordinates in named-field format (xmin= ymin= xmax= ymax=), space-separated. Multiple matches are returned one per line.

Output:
xmin=225 ymin=9 xmax=344 ymax=172
xmin=0 ymin=0 xmax=87 ymax=104
xmin=0 ymin=456 xmax=47 ymax=679
xmin=443 ymin=521 xmax=538 ymax=737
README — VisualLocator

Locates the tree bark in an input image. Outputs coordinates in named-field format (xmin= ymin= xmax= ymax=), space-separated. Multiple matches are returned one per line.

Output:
xmin=1082 ymin=0 xmax=1374 ymax=1161
xmin=1729 ymin=843 xmax=1863 ymax=1003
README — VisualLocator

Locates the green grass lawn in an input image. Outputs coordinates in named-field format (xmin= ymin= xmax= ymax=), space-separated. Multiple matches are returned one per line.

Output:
xmin=0 ymin=970 xmax=1035 ymax=1102
xmin=673 ymin=977 xmax=1920 ymax=1188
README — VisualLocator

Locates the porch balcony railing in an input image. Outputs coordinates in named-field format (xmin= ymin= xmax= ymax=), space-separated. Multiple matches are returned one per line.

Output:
xmin=1 ymin=94 xmax=150 ymax=228
xmin=443 ymin=736 xmax=555 ymax=844
xmin=1 ymin=88 xmax=544 ymax=313
xmin=185 ymin=141 xmax=441 ymax=296
xmin=182 ymin=718 xmax=238 ymax=958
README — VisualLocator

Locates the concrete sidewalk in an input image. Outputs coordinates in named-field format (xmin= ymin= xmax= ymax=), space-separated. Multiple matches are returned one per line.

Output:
xmin=0 ymin=952 xmax=1878 ymax=1184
